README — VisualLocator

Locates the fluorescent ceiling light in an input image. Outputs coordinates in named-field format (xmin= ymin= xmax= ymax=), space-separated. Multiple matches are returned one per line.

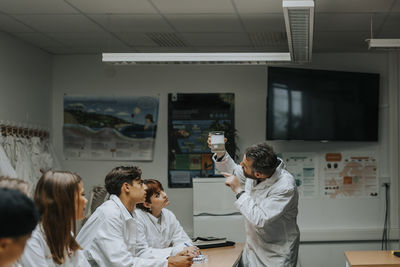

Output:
xmin=102 ymin=1 xmax=314 ymax=65
xmin=366 ymin=39 xmax=400 ymax=50
xmin=102 ymin=52 xmax=291 ymax=65
xmin=283 ymin=0 xmax=314 ymax=63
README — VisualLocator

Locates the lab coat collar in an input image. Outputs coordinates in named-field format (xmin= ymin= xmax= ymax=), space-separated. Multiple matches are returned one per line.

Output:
xmin=147 ymin=210 xmax=163 ymax=224
xmin=253 ymin=158 xmax=284 ymax=189
xmin=147 ymin=209 xmax=164 ymax=232
xmin=110 ymin=194 xmax=135 ymax=221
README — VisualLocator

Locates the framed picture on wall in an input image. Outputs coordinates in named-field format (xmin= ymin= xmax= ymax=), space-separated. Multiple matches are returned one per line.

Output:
xmin=168 ymin=93 xmax=235 ymax=188
xmin=63 ymin=95 xmax=159 ymax=161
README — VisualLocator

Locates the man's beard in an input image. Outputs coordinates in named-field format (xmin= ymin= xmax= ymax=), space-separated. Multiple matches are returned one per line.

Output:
xmin=243 ymin=168 xmax=257 ymax=180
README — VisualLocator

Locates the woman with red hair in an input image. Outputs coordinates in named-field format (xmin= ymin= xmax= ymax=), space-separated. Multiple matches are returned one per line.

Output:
xmin=136 ymin=179 xmax=199 ymax=259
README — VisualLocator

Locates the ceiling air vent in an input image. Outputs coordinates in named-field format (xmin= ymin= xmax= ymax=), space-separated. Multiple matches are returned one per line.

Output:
xmin=146 ymin=33 xmax=187 ymax=47
xmin=249 ymin=32 xmax=287 ymax=47
xmin=283 ymin=0 xmax=314 ymax=63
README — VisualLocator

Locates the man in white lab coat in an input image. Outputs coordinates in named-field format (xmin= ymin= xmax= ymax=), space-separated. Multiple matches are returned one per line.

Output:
xmin=211 ymin=141 xmax=300 ymax=267
xmin=76 ymin=166 xmax=193 ymax=267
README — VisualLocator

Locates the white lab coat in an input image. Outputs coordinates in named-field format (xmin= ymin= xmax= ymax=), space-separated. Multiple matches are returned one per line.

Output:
xmin=20 ymin=225 xmax=90 ymax=267
xmin=214 ymin=154 xmax=300 ymax=267
xmin=76 ymin=194 xmax=168 ymax=267
xmin=0 ymin=139 xmax=17 ymax=177
xmin=135 ymin=208 xmax=192 ymax=259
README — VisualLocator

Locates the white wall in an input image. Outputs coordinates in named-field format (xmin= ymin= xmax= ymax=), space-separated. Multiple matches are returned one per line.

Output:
xmin=51 ymin=55 xmax=270 ymax=234
xmin=0 ymin=32 xmax=52 ymax=127
xmin=51 ymin=53 xmax=399 ymax=267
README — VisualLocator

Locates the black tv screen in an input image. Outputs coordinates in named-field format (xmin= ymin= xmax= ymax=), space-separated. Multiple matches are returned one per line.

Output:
xmin=266 ymin=67 xmax=380 ymax=141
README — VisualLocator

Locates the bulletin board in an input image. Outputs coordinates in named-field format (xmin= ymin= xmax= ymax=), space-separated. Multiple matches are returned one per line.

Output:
xmin=168 ymin=93 xmax=235 ymax=188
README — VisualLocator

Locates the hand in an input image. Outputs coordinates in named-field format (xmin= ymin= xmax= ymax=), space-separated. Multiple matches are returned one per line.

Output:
xmin=168 ymin=255 xmax=193 ymax=267
xmin=178 ymin=246 xmax=200 ymax=257
xmin=221 ymin=172 xmax=243 ymax=194
xmin=207 ymin=133 xmax=227 ymax=158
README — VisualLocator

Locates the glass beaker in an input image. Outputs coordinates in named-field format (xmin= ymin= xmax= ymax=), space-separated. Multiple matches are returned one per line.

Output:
xmin=210 ymin=131 xmax=225 ymax=153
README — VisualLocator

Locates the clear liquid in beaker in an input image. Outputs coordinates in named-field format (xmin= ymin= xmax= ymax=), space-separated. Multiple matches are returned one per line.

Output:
xmin=210 ymin=131 xmax=225 ymax=153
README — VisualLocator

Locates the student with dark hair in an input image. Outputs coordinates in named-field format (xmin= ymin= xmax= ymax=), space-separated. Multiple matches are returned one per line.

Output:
xmin=77 ymin=166 xmax=193 ymax=267
xmin=0 ymin=188 xmax=39 ymax=267
xmin=208 ymin=138 xmax=300 ymax=267
xmin=136 ymin=179 xmax=198 ymax=259
xmin=20 ymin=171 xmax=89 ymax=266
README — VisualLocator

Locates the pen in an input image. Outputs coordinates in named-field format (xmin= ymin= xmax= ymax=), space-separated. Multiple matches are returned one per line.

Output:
xmin=185 ymin=242 xmax=202 ymax=255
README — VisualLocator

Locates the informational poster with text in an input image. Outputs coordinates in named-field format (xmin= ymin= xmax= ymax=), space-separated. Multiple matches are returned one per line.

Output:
xmin=282 ymin=153 xmax=318 ymax=199
xmin=321 ymin=152 xmax=378 ymax=199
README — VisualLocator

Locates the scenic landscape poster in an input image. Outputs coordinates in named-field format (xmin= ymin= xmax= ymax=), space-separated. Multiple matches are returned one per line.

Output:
xmin=63 ymin=95 xmax=159 ymax=161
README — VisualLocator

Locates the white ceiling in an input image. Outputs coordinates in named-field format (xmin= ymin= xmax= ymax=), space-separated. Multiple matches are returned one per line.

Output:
xmin=0 ymin=0 xmax=399 ymax=55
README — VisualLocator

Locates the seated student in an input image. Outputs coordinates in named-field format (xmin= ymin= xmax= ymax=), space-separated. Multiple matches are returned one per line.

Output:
xmin=136 ymin=179 xmax=199 ymax=259
xmin=0 ymin=176 xmax=30 ymax=196
xmin=20 ymin=171 xmax=89 ymax=267
xmin=77 ymin=166 xmax=193 ymax=267
xmin=0 ymin=188 xmax=39 ymax=267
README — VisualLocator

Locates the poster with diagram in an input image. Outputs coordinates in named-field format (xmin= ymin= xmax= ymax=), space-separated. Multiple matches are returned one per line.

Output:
xmin=168 ymin=93 xmax=235 ymax=188
xmin=63 ymin=95 xmax=159 ymax=161
xmin=282 ymin=153 xmax=318 ymax=198
xmin=321 ymin=152 xmax=378 ymax=199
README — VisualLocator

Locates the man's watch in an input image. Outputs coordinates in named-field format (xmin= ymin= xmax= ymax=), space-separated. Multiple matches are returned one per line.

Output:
xmin=236 ymin=190 xmax=245 ymax=199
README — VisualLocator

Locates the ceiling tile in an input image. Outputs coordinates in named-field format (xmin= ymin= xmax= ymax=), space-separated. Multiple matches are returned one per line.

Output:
xmin=316 ymin=0 xmax=394 ymax=13
xmin=240 ymin=14 xmax=285 ymax=32
xmin=166 ymin=14 xmax=244 ymax=32
xmin=0 ymin=0 xmax=78 ymax=14
xmin=12 ymin=32 xmax=67 ymax=50
xmin=393 ymin=0 xmax=400 ymax=11
xmin=134 ymin=46 xmax=196 ymax=52
xmin=44 ymin=47 xmax=77 ymax=54
xmin=314 ymin=13 xmax=385 ymax=32
xmin=377 ymin=14 xmax=400 ymax=38
xmin=182 ymin=32 xmax=252 ymax=46
xmin=151 ymin=0 xmax=235 ymax=14
xmin=45 ymin=32 xmax=129 ymax=49
xmin=90 ymin=14 xmax=174 ymax=32
xmin=63 ymin=46 xmax=132 ymax=54
xmin=114 ymin=32 xmax=158 ymax=46
xmin=313 ymin=31 xmax=371 ymax=52
xmin=195 ymin=46 xmax=285 ymax=52
xmin=234 ymin=0 xmax=283 ymax=13
xmin=68 ymin=48 xmax=103 ymax=53
xmin=66 ymin=0 xmax=157 ymax=14
xmin=14 ymin=14 xmax=105 ymax=32
xmin=0 ymin=15 xmax=33 ymax=32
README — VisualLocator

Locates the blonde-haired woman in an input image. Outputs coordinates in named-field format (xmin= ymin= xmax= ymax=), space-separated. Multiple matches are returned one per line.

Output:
xmin=20 ymin=171 xmax=89 ymax=266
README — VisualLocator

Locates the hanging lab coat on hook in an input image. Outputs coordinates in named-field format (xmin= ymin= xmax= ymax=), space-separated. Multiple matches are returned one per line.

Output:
xmin=0 ymin=137 xmax=17 ymax=177
xmin=214 ymin=154 xmax=300 ymax=267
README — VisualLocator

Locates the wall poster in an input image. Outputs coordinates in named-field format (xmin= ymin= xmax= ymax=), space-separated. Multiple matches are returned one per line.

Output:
xmin=321 ymin=152 xmax=378 ymax=199
xmin=63 ymin=95 xmax=159 ymax=161
xmin=168 ymin=93 xmax=235 ymax=188
xmin=282 ymin=152 xmax=318 ymax=199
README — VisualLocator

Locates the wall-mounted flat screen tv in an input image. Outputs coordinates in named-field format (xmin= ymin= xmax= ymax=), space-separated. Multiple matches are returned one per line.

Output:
xmin=266 ymin=67 xmax=380 ymax=141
